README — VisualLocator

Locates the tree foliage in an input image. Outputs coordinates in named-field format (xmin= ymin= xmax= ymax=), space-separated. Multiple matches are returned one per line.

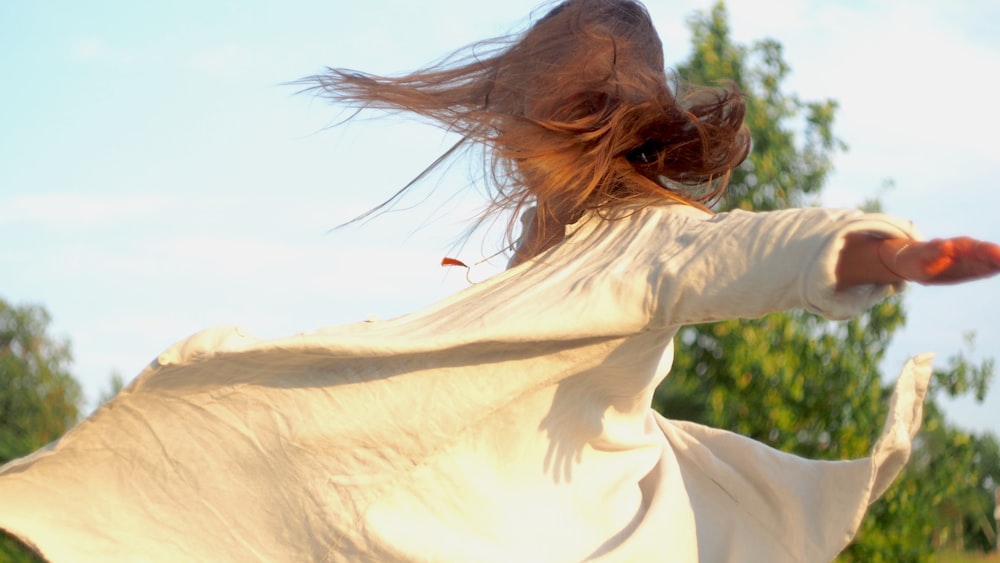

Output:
xmin=653 ymin=3 xmax=998 ymax=560
xmin=0 ymin=299 xmax=82 ymax=463
xmin=0 ymin=298 xmax=82 ymax=560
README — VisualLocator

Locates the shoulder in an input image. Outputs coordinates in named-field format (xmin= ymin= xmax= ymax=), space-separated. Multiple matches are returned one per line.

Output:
xmin=581 ymin=202 xmax=713 ymax=231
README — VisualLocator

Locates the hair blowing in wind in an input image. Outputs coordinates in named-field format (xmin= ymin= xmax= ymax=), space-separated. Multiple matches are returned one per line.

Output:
xmin=299 ymin=0 xmax=751 ymax=247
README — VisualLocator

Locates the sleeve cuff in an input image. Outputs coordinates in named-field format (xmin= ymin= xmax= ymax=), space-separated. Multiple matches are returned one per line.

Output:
xmin=802 ymin=213 xmax=922 ymax=320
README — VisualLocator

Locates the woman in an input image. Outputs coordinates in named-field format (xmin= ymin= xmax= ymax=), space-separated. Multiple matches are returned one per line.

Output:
xmin=1 ymin=1 xmax=998 ymax=561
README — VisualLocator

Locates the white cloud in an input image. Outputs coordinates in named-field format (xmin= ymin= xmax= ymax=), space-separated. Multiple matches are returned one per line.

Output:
xmin=789 ymin=2 xmax=999 ymax=158
xmin=0 ymin=193 xmax=174 ymax=227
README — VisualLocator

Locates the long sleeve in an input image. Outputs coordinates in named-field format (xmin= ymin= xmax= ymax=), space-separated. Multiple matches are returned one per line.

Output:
xmin=0 ymin=203 xmax=930 ymax=563
xmin=644 ymin=206 xmax=920 ymax=326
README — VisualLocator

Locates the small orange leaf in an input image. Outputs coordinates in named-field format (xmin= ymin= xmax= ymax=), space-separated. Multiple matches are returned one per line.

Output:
xmin=441 ymin=257 xmax=468 ymax=268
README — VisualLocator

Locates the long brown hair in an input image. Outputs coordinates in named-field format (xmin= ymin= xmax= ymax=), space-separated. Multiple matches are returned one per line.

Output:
xmin=300 ymin=0 xmax=750 ymax=246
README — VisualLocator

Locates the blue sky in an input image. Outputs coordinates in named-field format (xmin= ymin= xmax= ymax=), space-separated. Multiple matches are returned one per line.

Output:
xmin=2 ymin=1 xmax=999 ymax=436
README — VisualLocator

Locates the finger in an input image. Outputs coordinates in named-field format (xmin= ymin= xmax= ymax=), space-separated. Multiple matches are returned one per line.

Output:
xmin=914 ymin=238 xmax=1000 ymax=284
xmin=940 ymin=239 xmax=1000 ymax=281
xmin=956 ymin=240 xmax=1000 ymax=277
xmin=973 ymin=240 xmax=1000 ymax=266
xmin=922 ymin=239 xmax=954 ymax=277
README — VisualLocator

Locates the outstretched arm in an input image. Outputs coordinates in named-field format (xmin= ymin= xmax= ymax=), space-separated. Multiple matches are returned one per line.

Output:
xmin=836 ymin=234 xmax=1000 ymax=290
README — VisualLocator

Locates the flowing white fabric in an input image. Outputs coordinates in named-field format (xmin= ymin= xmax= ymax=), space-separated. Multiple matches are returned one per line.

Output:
xmin=0 ymin=204 xmax=930 ymax=562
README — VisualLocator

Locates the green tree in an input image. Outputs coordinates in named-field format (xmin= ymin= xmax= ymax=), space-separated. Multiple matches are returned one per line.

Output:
xmin=653 ymin=3 xmax=997 ymax=561
xmin=98 ymin=370 xmax=126 ymax=405
xmin=0 ymin=299 xmax=82 ymax=463
xmin=0 ymin=298 xmax=82 ymax=562
xmin=656 ymin=0 xmax=889 ymax=459
xmin=846 ymin=347 xmax=997 ymax=561
xmin=915 ymin=340 xmax=999 ymax=553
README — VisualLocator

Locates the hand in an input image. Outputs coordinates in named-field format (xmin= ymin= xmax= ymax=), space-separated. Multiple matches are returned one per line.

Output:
xmin=892 ymin=237 xmax=1000 ymax=285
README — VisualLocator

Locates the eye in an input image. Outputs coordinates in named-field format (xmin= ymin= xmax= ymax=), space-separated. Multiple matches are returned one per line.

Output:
xmin=626 ymin=141 xmax=663 ymax=164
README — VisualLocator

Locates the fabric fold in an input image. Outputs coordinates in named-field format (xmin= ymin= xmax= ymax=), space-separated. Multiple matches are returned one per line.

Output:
xmin=0 ymin=205 xmax=931 ymax=562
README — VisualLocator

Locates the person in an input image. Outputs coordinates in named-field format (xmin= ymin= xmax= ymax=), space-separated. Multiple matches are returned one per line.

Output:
xmin=1 ymin=1 xmax=999 ymax=561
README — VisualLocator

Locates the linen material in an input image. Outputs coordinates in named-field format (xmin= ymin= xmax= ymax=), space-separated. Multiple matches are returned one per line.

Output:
xmin=658 ymin=352 xmax=932 ymax=562
xmin=0 ymin=204 xmax=927 ymax=562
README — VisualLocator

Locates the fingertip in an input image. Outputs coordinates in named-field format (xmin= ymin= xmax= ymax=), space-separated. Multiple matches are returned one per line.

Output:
xmin=987 ymin=242 xmax=1000 ymax=260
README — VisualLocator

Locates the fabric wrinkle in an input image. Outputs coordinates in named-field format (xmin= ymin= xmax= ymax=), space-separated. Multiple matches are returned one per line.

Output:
xmin=0 ymin=204 xmax=931 ymax=562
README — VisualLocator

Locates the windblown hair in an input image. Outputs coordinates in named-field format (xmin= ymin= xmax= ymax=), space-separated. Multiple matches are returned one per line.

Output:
xmin=300 ymin=0 xmax=750 ymax=244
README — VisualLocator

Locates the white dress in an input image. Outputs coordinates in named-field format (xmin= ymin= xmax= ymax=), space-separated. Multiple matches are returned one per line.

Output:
xmin=0 ymin=204 xmax=930 ymax=562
